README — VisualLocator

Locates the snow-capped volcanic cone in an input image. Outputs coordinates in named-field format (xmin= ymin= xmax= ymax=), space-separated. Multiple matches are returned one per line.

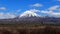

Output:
xmin=19 ymin=9 xmax=41 ymax=18
xmin=13 ymin=9 xmax=42 ymax=22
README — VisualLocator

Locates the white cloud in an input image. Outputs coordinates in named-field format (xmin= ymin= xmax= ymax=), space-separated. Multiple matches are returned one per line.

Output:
xmin=0 ymin=13 xmax=16 ymax=19
xmin=0 ymin=7 xmax=6 ymax=10
xmin=29 ymin=9 xmax=40 ymax=12
xmin=48 ymin=5 xmax=60 ymax=11
xmin=41 ymin=10 xmax=52 ymax=14
xmin=58 ymin=0 xmax=60 ymax=1
xmin=41 ymin=10 xmax=60 ymax=17
xmin=57 ymin=0 xmax=60 ymax=1
xmin=30 ymin=3 xmax=43 ymax=7
xmin=45 ymin=5 xmax=60 ymax=17
xmin=50 ymin=12 xmax=60 ymax=17
xmin=16 ymin=9 xmax=21 ymax=12
xmin=57 ymin=7 xmax=60 ymax=11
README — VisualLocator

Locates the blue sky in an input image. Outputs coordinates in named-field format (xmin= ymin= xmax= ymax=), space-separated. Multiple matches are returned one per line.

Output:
xmin=0 ymin=0 xmax=60 ymax=19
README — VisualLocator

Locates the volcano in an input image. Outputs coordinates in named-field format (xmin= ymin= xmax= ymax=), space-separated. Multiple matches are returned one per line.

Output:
xmin=0 ymin=9 xmax=60 ymax=25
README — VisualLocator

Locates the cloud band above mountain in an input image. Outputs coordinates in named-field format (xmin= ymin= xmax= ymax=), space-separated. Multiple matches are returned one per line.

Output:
xmin=0 ymin=13 xmax=16 ymax=19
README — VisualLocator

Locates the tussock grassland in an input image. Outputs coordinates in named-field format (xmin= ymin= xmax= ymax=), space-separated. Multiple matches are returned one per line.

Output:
xmin=0 ymin=24 xmax=60 ymax=34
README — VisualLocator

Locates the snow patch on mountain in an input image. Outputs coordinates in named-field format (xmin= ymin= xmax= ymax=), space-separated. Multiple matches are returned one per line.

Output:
xmin=19 ymin=9 xmax=41 ymax=18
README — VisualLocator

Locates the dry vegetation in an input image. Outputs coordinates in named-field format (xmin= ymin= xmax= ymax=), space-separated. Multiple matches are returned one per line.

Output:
xmin=0 ymin=24 xmax=60 ymax=34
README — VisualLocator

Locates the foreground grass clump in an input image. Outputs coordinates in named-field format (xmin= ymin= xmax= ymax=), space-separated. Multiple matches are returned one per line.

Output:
xmin=0 ymin=24 xmax=60 ymax=34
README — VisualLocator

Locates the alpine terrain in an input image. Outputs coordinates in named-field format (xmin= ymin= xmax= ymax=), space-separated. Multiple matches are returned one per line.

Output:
xmin=0 ymin=9 xmax=60 ymax=25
